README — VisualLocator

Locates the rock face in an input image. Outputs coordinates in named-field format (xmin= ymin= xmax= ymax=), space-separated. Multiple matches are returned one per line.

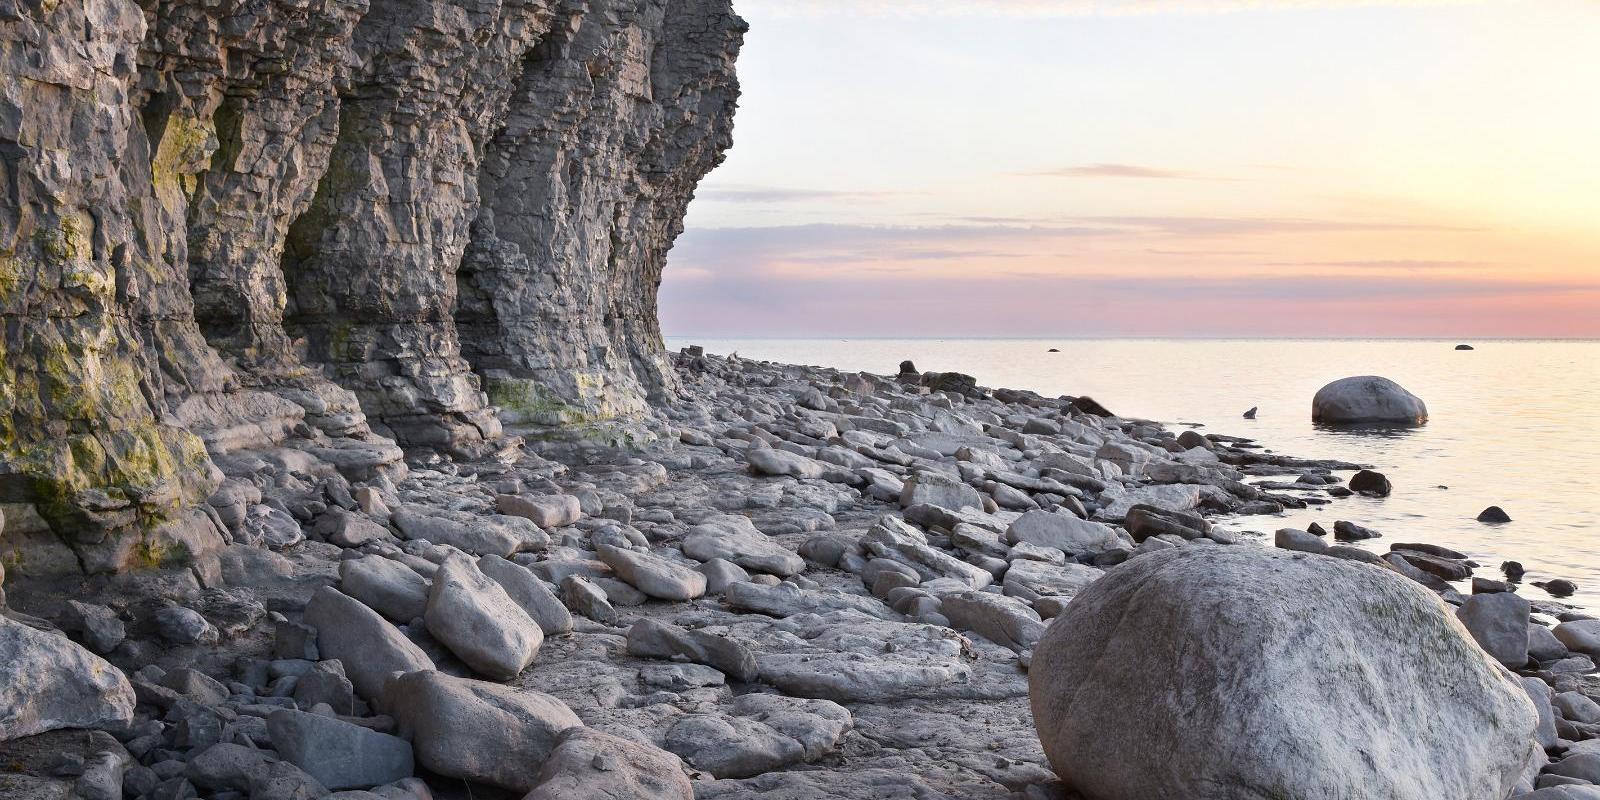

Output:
xmin=1312 ymin=376 xmax=1429 ymax=425
xmin=0 ymin=0 xmax=745 ymax=573
xmin=1029 ymin=548 xmax=1537 ymax=800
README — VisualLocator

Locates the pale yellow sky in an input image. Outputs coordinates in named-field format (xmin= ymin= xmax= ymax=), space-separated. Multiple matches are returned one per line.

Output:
xmin=663 ymin=0 xmax=1600 ymax=337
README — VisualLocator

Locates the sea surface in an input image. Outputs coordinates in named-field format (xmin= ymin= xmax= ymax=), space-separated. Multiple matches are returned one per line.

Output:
xmin=666 ymin=337 xmax=1600 ymax=609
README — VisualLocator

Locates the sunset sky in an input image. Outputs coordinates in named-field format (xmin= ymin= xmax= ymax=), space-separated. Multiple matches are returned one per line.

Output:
xmin=658 ymin=0 xmax=1600 ymax=338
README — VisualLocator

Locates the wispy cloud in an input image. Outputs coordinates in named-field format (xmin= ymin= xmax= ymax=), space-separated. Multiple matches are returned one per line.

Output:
xmin=695 ymin=185 xmax=910 ymax=204
xmin=661 ymin=263 xmax=1600 ymax=338
xmin=1266 ymin=258 xmax=1489 ymax=271
xmin=1025 ymin=163 xmax=1213 ymax=180
xmin=1081 ymin=216 xmax=1484 ymax=236
xmin=668 ymin=219 xmax=1486 ymax=274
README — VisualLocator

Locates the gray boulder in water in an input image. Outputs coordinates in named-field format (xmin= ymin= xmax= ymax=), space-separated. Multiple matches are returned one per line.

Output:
xmin=1029 ymin=547 xmax=1538 ymax=800
xmin=1312 ymin=375 xmax=1428 ymax=425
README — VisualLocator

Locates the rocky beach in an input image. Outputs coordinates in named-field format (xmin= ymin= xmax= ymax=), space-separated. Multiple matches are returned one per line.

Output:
xmin=0 ymin=0 xmax=1594 ymax=798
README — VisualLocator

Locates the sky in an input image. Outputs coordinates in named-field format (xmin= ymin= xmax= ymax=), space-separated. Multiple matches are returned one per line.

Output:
xmin=658 ymin=0 xmax=1600 ymax=338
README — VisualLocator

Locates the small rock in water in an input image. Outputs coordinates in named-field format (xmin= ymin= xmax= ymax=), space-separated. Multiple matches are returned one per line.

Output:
xmin=1535 ymin=579 xmax=1578 ymax=598
xmin=1307 ymin=522 xmax=1329 ymax=537
xmin=1047 ymin=348 xmax=1060 ymax=353
xmin=1333 ymin=520 xmax=1381 ymax=541
xmin=1502 ymin=561 xmax=1526 ymax=581
xmin=1070 ymin=396 xmax=1115 ymax=417
xmin=1242 ymin=406 xmax=1257 ymax=419
xmin=1455 ymin=344 xmax=1475 ymax=351
xmin=1348 ymin=470 xmax=1391 ymax=497
xmin=1471 ymin=577 xmax=1512 ymax=594
xmin=1477 ymin=506 xmax=1512 ymax=523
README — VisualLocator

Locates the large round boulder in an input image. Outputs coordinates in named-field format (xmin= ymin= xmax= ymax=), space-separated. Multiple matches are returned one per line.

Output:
xmin=1312 ymin=376 xmax=1428 ymax=425
xmin=1029 ymin=547 xmax=1537 ymax=800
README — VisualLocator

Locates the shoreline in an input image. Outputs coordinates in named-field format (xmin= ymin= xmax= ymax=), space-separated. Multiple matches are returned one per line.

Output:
xmin=0 ymin=348 xmax=1584 ymax=798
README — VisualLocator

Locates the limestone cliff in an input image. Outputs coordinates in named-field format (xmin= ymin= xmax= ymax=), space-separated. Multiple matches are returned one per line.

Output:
xmin=0 ymin=0 xmax=744 ymax=573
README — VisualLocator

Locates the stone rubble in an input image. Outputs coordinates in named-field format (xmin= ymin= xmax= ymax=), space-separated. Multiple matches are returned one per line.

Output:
xmin=2 ymin=348 xmax=1578 ymax=799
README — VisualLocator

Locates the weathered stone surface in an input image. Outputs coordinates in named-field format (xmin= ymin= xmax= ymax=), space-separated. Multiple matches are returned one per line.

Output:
xmin=478 ymin=554 xmax=573 ymax=636
xmin=1457 ymin=592 xmax=1532 ymax=668
xmin=682 ymin=514 xmax=805 ymax=576
xmin=1006 ymin=510 xmax=1122 ymax=555
xmin=424 ymin=556 xmax=543 ymax=680
xmin=497 ymin=494 xmax=582 ymax=528
xmin=899 ymin=471 xmax=984 ymax=512
xmin=1030 ymin=547 xmax=1538 ymax=800
xmin=392 ymin=507 xmax=544 ymax=558
xmin=0 ymin=616 xmax=134 ymax=742
xmin=1312 ymin=376 xmax=1429 ymax=425
xmin=304 ymin=586 xmax=433 ymax=701
xmin=0 ymin=0 xmax=744 ymax=568
xmin=383 ymin=670 xmax=580 ymax=793
xmin=626 ymin=618 xmax=759 ymax=683
xmin=267 ymin=709 xmax=413 ymax=791
xmin=734 ymin=612 xmax=975 ymax=702
xmin=663 ymin=694 xmax=852 ymax=778
xmin=522 ymin=727 xmax=693 ymax=800
xmin=339 ymin=555 xmax=430 ymax=623
xmin=596 ymin=543 xmax=706 ymax=601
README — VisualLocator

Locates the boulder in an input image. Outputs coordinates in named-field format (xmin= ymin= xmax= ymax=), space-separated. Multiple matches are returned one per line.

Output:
xmin=304 ymin=586 xmax=433 ymax=701
xmin=1349 ymin=469 xmax=1392 ymax=497
xmin=0 ymin=616 xmax=134 ymax=741
xmin=747 ymin=447 xmax=825 ymax=480
xmin=339 ymin=555 xmax=430 ymax=623
xmin=681 ymin=515 xmax=805 ymax=576
xmin=384 ymin=670 xmax=581 ymax=792
xmin=596 ymin=544 xmax=706 ymax=601
xmin=392 ymin=506 xmax=544 ymax=557
xmin=522 ymin=727 xmax=692 ymax=800
xmin=627 ymin=619 xmax=758 ymax=682
xmin=898 ymin=471 xmax=984 ymax=512
xmin=1456 ymin=593 xmax=1531 ymax=668
xmin=662 ymin=695 xmax=850 ymax=779
xmin=267 ymin=709 xmax=413 ymax=790
xmin=939 ymin=591 xmax=1045 ymax=653
xmin=1478 ymin=506 xmax=1512 ymax=523
xmin=1554 ymin=620 xmax=1600 ymax=658
xmin=1006 ymin=510 xmax=1123 ymax=556
xmin=496 ymin=494 xmax=582 ymax=528
xmin=1030 ymin=547 xmax=1537 ymax=800
xmin=1274 ymin=528 xmax=1329 ymax=554
xmin=477 ymin=555 xmax=573 ymax=635
xmin=1312 ymin=376 xmax=1428 ymax=425
xmin=60 ymin=601 xmax=125 ymax=655
xmin=424 ymin=556 xmax=543 ymax=680
xmin=152 ymin=606 xmax=217 ymax=645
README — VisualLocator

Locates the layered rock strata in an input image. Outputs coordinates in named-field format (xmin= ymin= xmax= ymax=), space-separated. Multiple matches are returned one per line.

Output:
xmin=0 ymin=0 xmax=744 ymax=574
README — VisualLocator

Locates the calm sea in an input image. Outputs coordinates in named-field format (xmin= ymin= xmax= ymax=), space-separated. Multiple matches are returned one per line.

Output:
xmin=666 ymin=337 xmax=1600 ymax=609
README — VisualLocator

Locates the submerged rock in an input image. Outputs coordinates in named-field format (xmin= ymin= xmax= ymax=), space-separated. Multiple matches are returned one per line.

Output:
xmin=1478 ymin=506 xmax=1513 ymax=523
xmin=1030 ymin=547 xmax=1538 ymax=800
